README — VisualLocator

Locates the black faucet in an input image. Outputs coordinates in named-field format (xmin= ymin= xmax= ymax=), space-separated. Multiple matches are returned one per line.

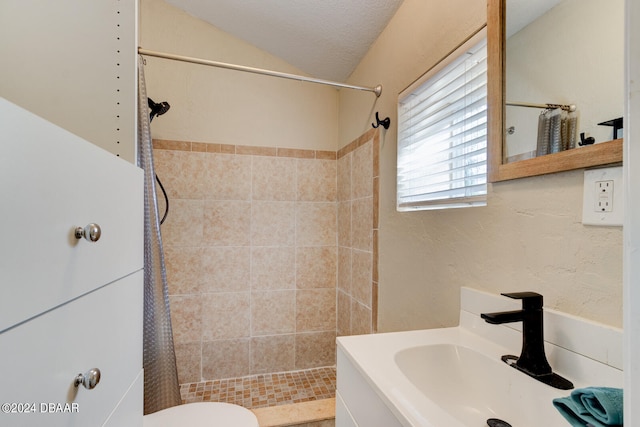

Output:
xmin=481 ymin=292 xmax=573 ymax=390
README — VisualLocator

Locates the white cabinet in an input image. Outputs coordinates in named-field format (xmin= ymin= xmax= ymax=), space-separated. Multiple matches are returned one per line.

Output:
xmin=0 ymin=98 xmax=143 ymax=333
xmin=0 ymin=99 xmax=144 ymax=427
xmin=335 ymin=392 xmax=358 ymax=427
xmin=103 ymin=371 xmax=144 ymax=427
xmin=0 ymin=272 xmax=142 ymax=426
xmin=336 ymin=348 xmax=403 ymax=427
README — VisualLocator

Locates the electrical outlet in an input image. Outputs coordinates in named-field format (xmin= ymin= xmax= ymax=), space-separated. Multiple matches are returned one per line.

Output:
xmin=595 ymin=180 xmax=614 ymax=212
xmin=582 ymin=167 xmax=623 ymax=226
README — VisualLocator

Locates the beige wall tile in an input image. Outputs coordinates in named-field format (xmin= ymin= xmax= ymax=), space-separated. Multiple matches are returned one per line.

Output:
xmin=316 ymin=150 xmax=336 ymax=160
xmin=252 ymin=156 xmax=296 ymax=201
xmin=297 ymin=159 xmax=337 ymax=202
xmin=220 ymin=144 xmax=235 ymax=154
xmin=250 ymin=335 xmax=295 ymax=374
xmin=252 ymin=201 xmax=296 ymax=246
xmin=372 ymin=282 xmax=378 ymax=334
xmin=191 ymin=142 xmax=207 ymax=153
xmin=295 ymin=331 xmax=336 ymax=369
xmin=203 ymin=200 xmax=251 ymax=246
xmin=205 ymin=143 xmax=221 ymax=153
xmin=351 ymin=250 xmax=372 ymax=307
xmin=373 ymin=176 xmax=379 ymax=229
xmin=251 ymin=247 xmax=296 ymax=290
xmin=153 ymin=139 xmax=190 ymax=151
xmin=202 ymin=292 xmax=250 ymax=340
xmin=296 ymin=289 xmax=336 ymax=332
xmin=201 ymin=246 xmax=250 ymax=292
xmin=165 ymin=246 xmax=202 ymax=295
xmin=337 ymin=291 xmax=351 ymax=337
xmin=174 ymin=342 xmax=201 ymax=384
xmin=202 ymin=339 xmax=250 ymax=379
xmin=237 ymin=145 xmax=277 ymax=156
xmin=372 ymin=229 xmax=379 ymax=282
xmin=336 ymin=134 xmax=376 ymax=337
xmin=337 ymin=153 xmax=351 ymax=202
xmin=169 ymin=295 xmax=202 ymax=344
xmin=158 ymin=139 xmax=380 ymax=376
xmin=277 ymin=147 xmax=315 ymax=159
xmin=351 ymin=300 xmax=372 ymax=335
xmin=372 ymin=131 xmax=380 ymax=179
xmin=251 ymin=290 xmax=296 ymax=336
xmin=351 ymin=198 xmax=372 ymax=251
xmin=296 ymin=203 xmax=337 ymax=247
xmin=337 ymin=201 xmax=351 ymax=247
xmin=204 ymin=153 xmax=252 ymax=201
xmin=337 ymin=247 xmax=352 ymax=294
xmin=351 ymin=141 xmax=373 ymax=200
xmin=162 ymin=199 xmax=204 ymax=247
xmin=296 ymin=247 xmax=337 ymax=289
xmin=153 ymin=149 xmax=205 ymax=199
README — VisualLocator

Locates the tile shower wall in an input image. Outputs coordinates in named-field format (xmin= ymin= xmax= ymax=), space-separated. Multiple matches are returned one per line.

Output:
xmin=153 ymin=140 xmax=338 ymax=384
xmin=336 ymin=129 xmax=379 ymax=336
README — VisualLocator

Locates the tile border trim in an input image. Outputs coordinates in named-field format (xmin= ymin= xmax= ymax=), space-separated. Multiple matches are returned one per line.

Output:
xmin=153 ymin=139 xmax=336 ymax=160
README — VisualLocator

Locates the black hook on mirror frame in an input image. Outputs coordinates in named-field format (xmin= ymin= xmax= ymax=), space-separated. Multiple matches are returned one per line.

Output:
xmin=372 ymin=112 xmax=390 ymax=130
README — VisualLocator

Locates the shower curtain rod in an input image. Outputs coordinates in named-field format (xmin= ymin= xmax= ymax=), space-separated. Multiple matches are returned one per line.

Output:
xmin=138 ymin=48 xmax=382 ymax=97
xmin=506 ymin=101 xmax=576 ymax=112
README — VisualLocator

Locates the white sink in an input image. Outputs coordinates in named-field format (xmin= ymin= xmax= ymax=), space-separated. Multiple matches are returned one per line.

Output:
xmin=336 ymin=288 xmax=623 ymax=427
xmin=395 ymin=343 xmax=565 ymax=426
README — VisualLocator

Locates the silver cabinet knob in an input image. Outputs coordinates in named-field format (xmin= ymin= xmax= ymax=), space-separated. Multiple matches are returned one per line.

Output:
xmin=74 ymin=368 xmax=101 ymax=390
xmin=74 ymin=223 xmax=101 ymax=242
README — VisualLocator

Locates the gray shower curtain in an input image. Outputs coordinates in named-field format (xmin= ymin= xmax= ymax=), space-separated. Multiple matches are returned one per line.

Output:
xmin=137 ymin=55 xmax=182 ymax=414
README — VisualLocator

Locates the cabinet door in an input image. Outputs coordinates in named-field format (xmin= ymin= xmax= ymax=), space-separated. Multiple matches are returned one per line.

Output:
xmin=0 ymin=271 xmax=143 ymax=427
xmin=0 ymin=98 xmax=143 ymax=332
xmin=102 ymin=370 xmax=144 ymax=427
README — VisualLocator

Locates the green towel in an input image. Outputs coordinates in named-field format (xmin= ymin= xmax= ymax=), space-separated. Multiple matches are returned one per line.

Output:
xmin=553 ymin=387 xmax=623 ymax=426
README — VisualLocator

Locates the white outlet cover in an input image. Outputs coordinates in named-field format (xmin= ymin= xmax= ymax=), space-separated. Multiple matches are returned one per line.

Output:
xmin=582 ymin=166 xmax=624 ymax=226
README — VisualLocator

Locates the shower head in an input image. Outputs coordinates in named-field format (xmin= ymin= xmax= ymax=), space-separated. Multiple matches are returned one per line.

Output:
xmin=148 ymin=97 xmax=170 ymax=122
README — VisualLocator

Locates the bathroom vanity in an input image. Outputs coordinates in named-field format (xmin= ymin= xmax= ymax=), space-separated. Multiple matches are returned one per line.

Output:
xmin=336 ymin=287 xmax=623 ymax=427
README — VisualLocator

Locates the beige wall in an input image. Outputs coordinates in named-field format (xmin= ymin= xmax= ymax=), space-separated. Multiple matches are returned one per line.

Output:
xmin=339 ymin=0 xmax=623 ymax=331
xmin=140 ymin=0 xmax=338 ymax=151
xmin=142 ymin=0 xmax=623 ymax=336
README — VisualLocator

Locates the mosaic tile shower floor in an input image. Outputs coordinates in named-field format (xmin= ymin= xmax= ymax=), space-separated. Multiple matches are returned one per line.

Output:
xmin=180 ymin=366 xmax=336 ymax=410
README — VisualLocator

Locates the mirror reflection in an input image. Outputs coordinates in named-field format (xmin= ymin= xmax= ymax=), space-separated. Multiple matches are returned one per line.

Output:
xmin=504 ymin=0 xmax=624 ymax=163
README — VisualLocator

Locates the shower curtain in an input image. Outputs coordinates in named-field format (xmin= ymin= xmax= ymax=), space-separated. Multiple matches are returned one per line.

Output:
xmin=137 ymin=55 xmax=182 ymax=414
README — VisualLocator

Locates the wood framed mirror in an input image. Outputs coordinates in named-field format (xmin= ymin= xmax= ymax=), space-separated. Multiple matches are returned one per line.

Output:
xmin=487 ymin=0 xmax=623 ymax=183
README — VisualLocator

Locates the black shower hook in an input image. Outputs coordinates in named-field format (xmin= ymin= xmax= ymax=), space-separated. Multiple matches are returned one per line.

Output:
xmin=372 ymin=112 xmax=390 ymax=130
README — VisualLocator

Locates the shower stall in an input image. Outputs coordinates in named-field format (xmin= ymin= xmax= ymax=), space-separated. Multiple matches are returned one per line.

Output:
xmin=138 ymin=3 xmax=380 ymax=416
xmin=150 ymin=126 xmax=379 ymax=409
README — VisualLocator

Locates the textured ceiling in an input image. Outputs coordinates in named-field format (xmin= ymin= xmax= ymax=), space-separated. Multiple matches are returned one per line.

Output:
xmin=164 ymin=0 xmax=404 ymax=81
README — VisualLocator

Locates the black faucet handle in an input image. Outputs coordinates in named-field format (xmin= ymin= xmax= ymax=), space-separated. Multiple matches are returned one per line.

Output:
xmin=501 ymin=292 xmax=543 ymax=310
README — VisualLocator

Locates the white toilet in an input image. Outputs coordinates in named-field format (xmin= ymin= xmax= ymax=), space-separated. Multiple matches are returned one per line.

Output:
xmin=143 ymin=402 xmax=259 ymax=427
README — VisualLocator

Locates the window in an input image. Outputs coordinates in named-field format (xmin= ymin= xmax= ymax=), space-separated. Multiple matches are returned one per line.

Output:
xmin=397 ymin=28 xmax=487 ymax=211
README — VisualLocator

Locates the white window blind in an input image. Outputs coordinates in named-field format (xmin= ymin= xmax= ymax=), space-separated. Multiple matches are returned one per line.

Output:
xmin=397 ymin=29 xmax=487 ymax=211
